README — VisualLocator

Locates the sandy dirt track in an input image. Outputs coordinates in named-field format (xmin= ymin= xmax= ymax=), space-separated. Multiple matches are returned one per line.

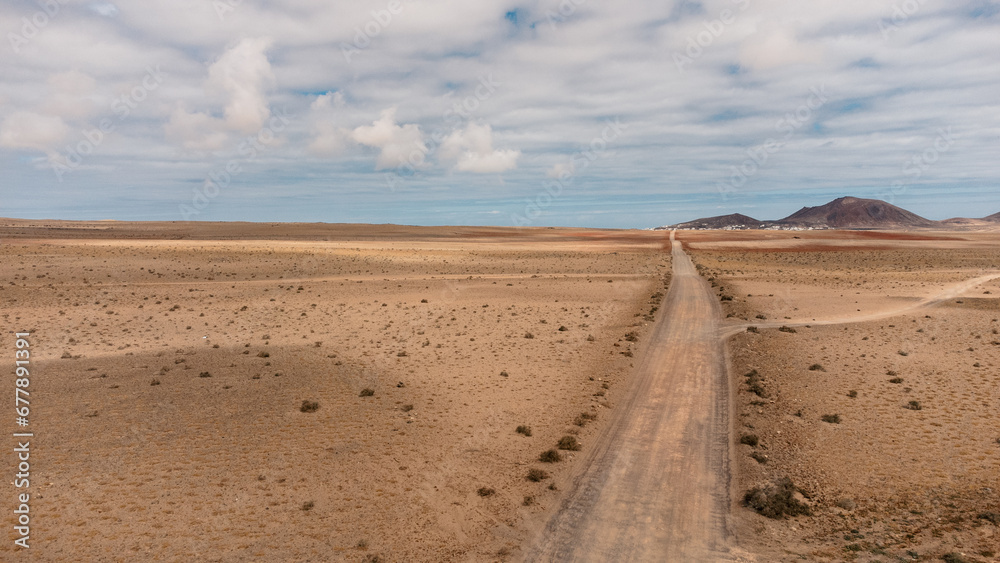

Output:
xmin=524 ymin=233 xmax=737 ymax=562
xmin=720 ymin=272 xmax=1000 ymax=338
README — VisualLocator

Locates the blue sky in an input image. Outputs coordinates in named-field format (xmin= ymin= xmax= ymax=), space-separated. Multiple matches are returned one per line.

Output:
xmin=1 ymin=0 xmax=998 ymax=228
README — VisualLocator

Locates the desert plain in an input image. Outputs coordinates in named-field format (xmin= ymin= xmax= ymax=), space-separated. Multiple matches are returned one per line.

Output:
xmin=1 ymin=220 xmax=999 ymax=562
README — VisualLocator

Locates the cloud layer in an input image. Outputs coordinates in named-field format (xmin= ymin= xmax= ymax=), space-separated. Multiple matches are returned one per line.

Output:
xmin=0 ymin=0 xmax=998 ymax=226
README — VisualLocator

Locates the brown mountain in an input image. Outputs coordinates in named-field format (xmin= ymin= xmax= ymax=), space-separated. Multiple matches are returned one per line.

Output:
xmin=985 ymin=212 xmax=1000 ymax=222
xmin=667 ymin=213 xmax=766 ymax=230
xmin=778 ymin=196 xmax=936 ymax=229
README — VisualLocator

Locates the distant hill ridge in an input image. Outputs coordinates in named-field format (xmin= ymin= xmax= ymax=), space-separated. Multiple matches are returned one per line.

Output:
xmin=662 ymin=196 xmax=999 ymax=230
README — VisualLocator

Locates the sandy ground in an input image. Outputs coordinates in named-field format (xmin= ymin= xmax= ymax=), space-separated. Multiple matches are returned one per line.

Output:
xmin=0 ymin=223 xmax=671 ymax=562
xmin=7 ymin=220 xmax=999 ymax=562
xmin=685 ymin=230 xmax=1000 ymax=563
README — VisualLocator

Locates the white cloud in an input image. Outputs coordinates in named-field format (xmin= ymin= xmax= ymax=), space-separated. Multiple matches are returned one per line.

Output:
xmin=307 ymin=123 xmax=347 ymax=156
xmin=546 ymin=162 xmax=575 ymax=179
xmin=307 ymin=92 xmax=347 ymax=157
xmin=0 ymin=111 xmax=70 ymax=153
xmin=89 ymin=3 xmax=120 ymax=17
xmin=207 ymin=37 xmax=275 ymax=134
xmin=163 ymin=105 xmax=228 ymax=151
xmin=43 ymin=70 xmax=98 ymax=121
xmin=0 ymin=0 xmax=998 ymax=224
xmin=439 ymin=122 xmax=519 ymax=173
xmin=310 ymin=91 xmax=344 ymax=112
xmin=350 ymin=107 xmax=428 ymax=170
xmin=739 ymin=25 xmax=824 ymax=71
xmin=162 ymin=37 xmax=275 ymax=150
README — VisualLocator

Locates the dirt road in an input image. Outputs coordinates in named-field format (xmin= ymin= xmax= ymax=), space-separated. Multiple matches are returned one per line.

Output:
xmin=524 ymin=232 xmax=737 ymax=562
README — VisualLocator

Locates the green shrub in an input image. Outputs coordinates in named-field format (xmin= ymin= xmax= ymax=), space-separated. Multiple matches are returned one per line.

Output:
xmin=516 ymin=425 xmax=532 ymax=437
xmin=300 ymin=400 xmax=320 ymax=413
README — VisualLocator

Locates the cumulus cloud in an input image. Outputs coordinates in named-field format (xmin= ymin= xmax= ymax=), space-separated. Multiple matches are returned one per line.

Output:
xmin=306 ymin=92 xmax=348 ymax=156
xmin=350 ymin=107 xmax=428 ymax=170
xmin=0 ymin=70 xmax=99 ymax=155
xmin=0 ymin=111 xmax=70 ymax=153
xmin=208 ymin=37 xmax=275 ymax=134
xmin=439 ymin=122 xmax=520 ymax=173
xmin=163 ymin=37 xmax=275 ymax=150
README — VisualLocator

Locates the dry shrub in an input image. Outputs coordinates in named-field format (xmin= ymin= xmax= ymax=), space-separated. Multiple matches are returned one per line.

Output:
xmin=557 ymin=436 xmax=581 ymax=451
xmin=539 ymin=449 xmax=562 ymax=463
xmin=743 ymin=477 xmax=811 ymax=519
xmin=526 ymin=468 xmax=549 ymax=482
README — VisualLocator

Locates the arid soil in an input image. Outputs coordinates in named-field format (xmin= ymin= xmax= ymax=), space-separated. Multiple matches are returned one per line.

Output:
xmin=0 ymin=222 xmax=670 ymax=562
xmin=686 ymin=230 xmax=1000 ymax=563
xmin=7 ymin=220 xmax=1000 ymax=562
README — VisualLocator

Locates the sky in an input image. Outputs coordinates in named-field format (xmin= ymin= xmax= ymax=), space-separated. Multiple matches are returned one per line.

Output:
xmin=0 ymin=0 xmax=998 ymax=228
